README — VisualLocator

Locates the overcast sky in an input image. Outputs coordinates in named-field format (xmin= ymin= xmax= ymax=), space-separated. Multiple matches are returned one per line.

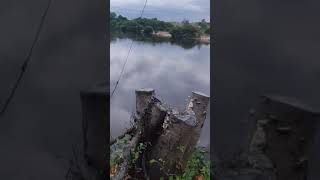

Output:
xmin=110 ymin=0 xmax=210 ymax=22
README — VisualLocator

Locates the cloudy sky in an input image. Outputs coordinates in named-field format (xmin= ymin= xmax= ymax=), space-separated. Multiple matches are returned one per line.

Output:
xmin=110 ymin=0 xmax=210 ymax=22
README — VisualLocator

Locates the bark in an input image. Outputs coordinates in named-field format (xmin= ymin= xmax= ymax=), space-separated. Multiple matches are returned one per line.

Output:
xmin=147 ymin=91 xmax=210 ymax=178
xmin=110 ymin=89 xmax=167 ymax=179
xmin=109 ymin=90 xmax=210 ymax=179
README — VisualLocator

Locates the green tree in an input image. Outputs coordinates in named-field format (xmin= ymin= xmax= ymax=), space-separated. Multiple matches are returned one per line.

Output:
xmin=120 ymin=21 xmax=142 ymax=33
xmin=110 ymin=12 xmax=117 ymax=19
xmin=182 ymin=19 xmax=190 ymax=25
xmin=205 ymin=27 xmax=210 ymax=35
xmin=170 ymin=24 xmax=199 ymax=40
xmin=143 ymin=26 xmax=154 ymax=36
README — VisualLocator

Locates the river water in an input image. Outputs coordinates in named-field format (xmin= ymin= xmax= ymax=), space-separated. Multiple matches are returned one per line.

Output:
xmin=110 ymin=37 xmax=210 ymax=147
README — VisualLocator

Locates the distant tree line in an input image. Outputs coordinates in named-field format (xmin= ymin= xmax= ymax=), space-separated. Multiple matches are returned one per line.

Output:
xmin=170 ymin=19 xmax=210 ymax=41
xmin=110 ymin=12 xmax=210 ymax=41
xmin=110 ymin=12 xmax=173 ymax=35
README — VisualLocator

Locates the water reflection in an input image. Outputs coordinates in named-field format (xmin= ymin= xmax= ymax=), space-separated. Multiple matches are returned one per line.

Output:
xmin=110 ymin=37 xmax=210 ymax=146
xmin=111 ymin=33 xmax=209 ymax=50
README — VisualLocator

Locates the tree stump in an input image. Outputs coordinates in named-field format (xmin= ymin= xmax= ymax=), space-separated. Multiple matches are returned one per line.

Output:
xmin=147 ymin=91 xmax=210 ymax=178
xmin=108 ymin=89 xmax=209 ymax=179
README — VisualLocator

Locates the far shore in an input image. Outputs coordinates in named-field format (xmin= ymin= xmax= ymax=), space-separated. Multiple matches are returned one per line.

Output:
xmin=152 ymin=31 xmax=210 ymax=44
xmin=152 ymin=31 xmax=172 ymax=38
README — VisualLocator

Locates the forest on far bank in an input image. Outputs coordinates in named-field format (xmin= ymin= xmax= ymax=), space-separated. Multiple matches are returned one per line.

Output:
xmin=110 ymin=12 xmax=210 ymax=41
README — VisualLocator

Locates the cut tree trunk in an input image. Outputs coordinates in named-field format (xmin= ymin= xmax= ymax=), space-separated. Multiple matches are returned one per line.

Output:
xmin=109 ymin=89 xmax=210 ymax=179
xmin=146 ymin=91 xmax=210 ymax=178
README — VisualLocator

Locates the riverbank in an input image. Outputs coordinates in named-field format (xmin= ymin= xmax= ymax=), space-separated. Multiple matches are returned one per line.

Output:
xmin=110 ymin=12 xmax=210 ymax=44
xmin=152 ymin=31 xmax=210 ymax=44
xmin=194 ymin=35 xmax=210 ymax=44
xmin=152 ymin=31 xmax=172 ymax=38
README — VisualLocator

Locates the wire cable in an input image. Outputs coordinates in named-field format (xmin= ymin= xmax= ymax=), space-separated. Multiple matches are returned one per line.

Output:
xmin=110 ymin=0 xmax=148 ymax=99
xmin=0 ymin=0 xmax=52 ymax=116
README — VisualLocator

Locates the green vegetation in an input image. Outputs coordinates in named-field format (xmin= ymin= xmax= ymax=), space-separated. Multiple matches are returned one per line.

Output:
xmin=111 ymin=135 xmax=210 ymax=179
xmin=177 ymin=145 xmax=186 ymax=153
xmin=170 ymin=20 xmax=210 ymax=42
xmin=130 ymin=142 xmax=150 ymax=164
xmin=110 ymin=12 xmax=210 ymax=41
xmin=149 ymin=147 xmax=210 ymax=180
xmin=110 ymin=12 xmax=174 ymax=35
xmin=110 ymin=134 xmax=132 ymax=169
xmin=196 ymin=19 xmax=211 ymax=35
xmin=178 ymin=148 xmax=210 ymax=180
xmin=170 ymin=23 xmax=199 ymax=41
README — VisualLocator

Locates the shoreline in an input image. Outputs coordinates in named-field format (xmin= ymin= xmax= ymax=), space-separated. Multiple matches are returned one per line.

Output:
xmin=153 ymin=31 xmax=210 ymax=44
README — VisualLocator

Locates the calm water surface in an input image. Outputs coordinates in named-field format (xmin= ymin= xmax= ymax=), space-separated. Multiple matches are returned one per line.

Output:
xmin=110 ymin=37 xmax=210 ymax=146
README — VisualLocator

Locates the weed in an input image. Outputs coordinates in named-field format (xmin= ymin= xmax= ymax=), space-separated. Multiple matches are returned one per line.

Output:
xmin=149 ymin=147 xmax=210 ymax=180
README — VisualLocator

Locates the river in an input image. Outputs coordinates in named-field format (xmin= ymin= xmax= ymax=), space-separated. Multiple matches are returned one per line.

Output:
xmin=110 ymin=36 xmax=211 ymax=147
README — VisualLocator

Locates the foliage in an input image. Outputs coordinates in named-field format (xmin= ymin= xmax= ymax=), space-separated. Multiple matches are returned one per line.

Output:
xmin=143 ymin=26 xmax=154 ymax=36
xmin=123 ymin=21 xmax=144 ymax=33
xmin=110 ymin=134 xmax=132 ymax=177
xmin=177 ymin=145 xmax=186 ymax=153
xmin=110 ymin=135 xmax=131 ymax=166
xmin=131 ymin=142 xmax=148 ymax=164
xmin=110 ymin=12 xmax=210 ymax=39
xmin=109 ymin=132 xmax=210 ymax=179
xmin=110 ymin=12 xmax=173 ymax=35
xmin=178 ymin=148 xmax=210 ymax=180
xmin=149 ymin=147 xmax=210 ymax=180
xmin=197 ymin=19 xmax=210 ymax=35
xmin=204 ymin=28 xmax=210 ymax=35
xmin=170 ymin=24 xmax=200 ymax=41
xmin=117 ymin=134 xmax=131 ymax=145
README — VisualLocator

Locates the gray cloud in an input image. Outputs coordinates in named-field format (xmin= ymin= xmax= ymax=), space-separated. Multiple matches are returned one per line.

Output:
xmin=111 ymin=0 xmax=210 ymax=22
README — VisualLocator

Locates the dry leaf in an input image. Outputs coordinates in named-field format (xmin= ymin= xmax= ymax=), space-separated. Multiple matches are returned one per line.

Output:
xmin=110 ymin=164 xmax=118 ymax=177
xmin=194 ymin=175 xmax=204 ymax=180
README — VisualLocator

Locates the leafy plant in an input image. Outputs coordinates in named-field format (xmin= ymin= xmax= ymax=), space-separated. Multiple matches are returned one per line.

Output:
xmin=177 ymin=145 xmax=186 ymax=153
xmin=117 ymin=134 xmax=131 ymax=145
xmin=180 ymin=148 xmax=210 ymax=180
xmin=131 ymin=142 xmax=149 ymax=164
xmin=149 ymin=147 xmax=210 ymax=180
xmin=110 ymin=134 xmax=132 ymax=176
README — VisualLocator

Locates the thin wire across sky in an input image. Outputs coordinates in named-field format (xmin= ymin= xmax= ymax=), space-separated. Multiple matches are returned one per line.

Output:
xmin=110 ymin=0 xmax=148 ymax=99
